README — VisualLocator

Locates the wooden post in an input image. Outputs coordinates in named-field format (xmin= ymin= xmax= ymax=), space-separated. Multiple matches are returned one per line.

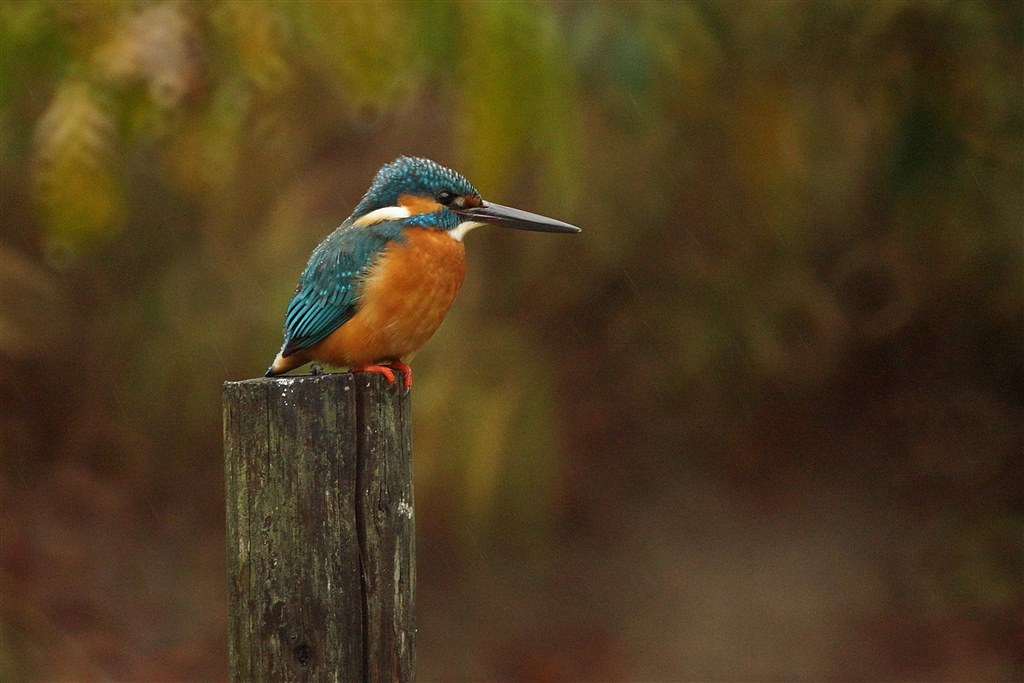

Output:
xmin=223 ymin=372 xmax=415 ymax=682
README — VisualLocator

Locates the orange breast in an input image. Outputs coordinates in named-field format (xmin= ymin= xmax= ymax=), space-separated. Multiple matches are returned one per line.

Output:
xmin=309 ymin=228 xmax=467 ymax=366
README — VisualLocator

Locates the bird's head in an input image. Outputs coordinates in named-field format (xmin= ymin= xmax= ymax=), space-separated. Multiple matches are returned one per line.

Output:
xmin=351 ymin=156 xmax=580 ymax=240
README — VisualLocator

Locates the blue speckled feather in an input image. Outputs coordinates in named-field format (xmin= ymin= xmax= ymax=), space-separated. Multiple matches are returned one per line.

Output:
xmin=280 ymin=219 xmax=406 ymax=357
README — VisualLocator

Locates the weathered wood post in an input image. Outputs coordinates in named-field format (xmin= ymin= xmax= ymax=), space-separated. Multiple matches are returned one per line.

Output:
xmin=223 ymin=372 xmax=414 ymax=682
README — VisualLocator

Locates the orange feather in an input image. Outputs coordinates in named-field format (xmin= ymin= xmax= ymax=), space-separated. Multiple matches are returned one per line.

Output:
xmin=307 ymin=228 xmax=466 ymax=366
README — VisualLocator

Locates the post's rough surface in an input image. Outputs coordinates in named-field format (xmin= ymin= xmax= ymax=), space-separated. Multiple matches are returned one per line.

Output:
xmin=224 ymin=372 xmax=414 ymax=682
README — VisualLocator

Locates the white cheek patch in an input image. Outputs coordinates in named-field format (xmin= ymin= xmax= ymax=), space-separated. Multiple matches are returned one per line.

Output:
xmin=353 ymin=205 xmax=412 ymax=227
xmin=447 ymin=221 xmax=487 ymax=242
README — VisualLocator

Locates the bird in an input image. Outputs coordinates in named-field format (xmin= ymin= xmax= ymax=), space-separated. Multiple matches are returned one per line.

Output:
xmin=265 ymin=156 xmax=581 ymax=389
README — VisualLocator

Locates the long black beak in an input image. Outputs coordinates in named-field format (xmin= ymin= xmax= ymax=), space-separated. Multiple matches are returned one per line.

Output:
xmin=454 ymin=201 xmax=581 ymax=233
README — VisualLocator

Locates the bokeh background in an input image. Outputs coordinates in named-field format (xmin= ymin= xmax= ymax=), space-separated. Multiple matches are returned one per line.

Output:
xmin=2 ymin=1 xmax=1022 ymax=680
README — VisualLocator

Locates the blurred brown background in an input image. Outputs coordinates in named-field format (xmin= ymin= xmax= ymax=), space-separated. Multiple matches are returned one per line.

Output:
xmin=1 ymin=1 xmax=1022 ymax=681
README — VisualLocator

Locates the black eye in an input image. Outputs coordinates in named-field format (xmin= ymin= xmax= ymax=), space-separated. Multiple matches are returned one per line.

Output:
xmin=436 ymin=190 xmax=455 ymax=205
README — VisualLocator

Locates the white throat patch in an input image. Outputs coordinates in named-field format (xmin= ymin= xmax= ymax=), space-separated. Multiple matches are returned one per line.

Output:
xmin=447 ymin=221 xmax=486 ymax=242
xmin=353 ymin=205 xmax=412 ymax=227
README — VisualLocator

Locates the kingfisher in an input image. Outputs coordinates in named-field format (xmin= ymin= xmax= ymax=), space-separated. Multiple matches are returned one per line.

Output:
xmin=265 ymin=156 xmax=580 ymax=388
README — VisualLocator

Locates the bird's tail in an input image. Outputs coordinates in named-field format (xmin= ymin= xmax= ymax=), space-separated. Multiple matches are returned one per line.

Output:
xmin=265 ymin=351 xmax=306 ymax=377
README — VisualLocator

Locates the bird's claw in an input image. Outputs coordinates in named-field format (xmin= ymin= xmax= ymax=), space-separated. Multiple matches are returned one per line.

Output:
xmin=352 ymin=364 xmax=396 ymax=387
xmin=351 ymin=362 xmax=412 ymax=393
xmin=389 ymin=361 xmax=414 ymax=392
xmin=309 ymin=363 xmax=324 ymax=376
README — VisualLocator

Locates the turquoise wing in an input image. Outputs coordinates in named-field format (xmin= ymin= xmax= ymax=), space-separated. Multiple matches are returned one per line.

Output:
xmin=279 ymin=221 xmax=404 ymax=357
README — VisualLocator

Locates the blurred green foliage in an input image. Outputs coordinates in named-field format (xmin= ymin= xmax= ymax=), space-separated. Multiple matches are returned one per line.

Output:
xmin=1 ymin=1 xmax=1021 ymax=680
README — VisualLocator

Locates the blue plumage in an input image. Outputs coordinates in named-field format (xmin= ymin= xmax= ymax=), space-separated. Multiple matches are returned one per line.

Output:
xmin=280 ymin=219 xmax=405 ymax=357
xmin=352 ymin=156 xmax=478 ymax=217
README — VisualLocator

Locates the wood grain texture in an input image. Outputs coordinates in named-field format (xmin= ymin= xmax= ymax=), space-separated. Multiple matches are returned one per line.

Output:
xmin=224 ymin=372 xmax=414 ymax=682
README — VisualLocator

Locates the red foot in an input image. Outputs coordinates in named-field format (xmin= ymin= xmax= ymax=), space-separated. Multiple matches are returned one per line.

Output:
xmin=351 ymin=364 xmax=396 ymax=385
xmin=351 ymin=361 xmax=413 ymax=390
xmin=389 ymin=361 xmax=413 ymax=390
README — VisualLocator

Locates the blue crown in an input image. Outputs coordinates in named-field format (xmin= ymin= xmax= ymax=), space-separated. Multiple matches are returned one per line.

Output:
xmin=352 ymin=157 xmax=478 ymax=218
